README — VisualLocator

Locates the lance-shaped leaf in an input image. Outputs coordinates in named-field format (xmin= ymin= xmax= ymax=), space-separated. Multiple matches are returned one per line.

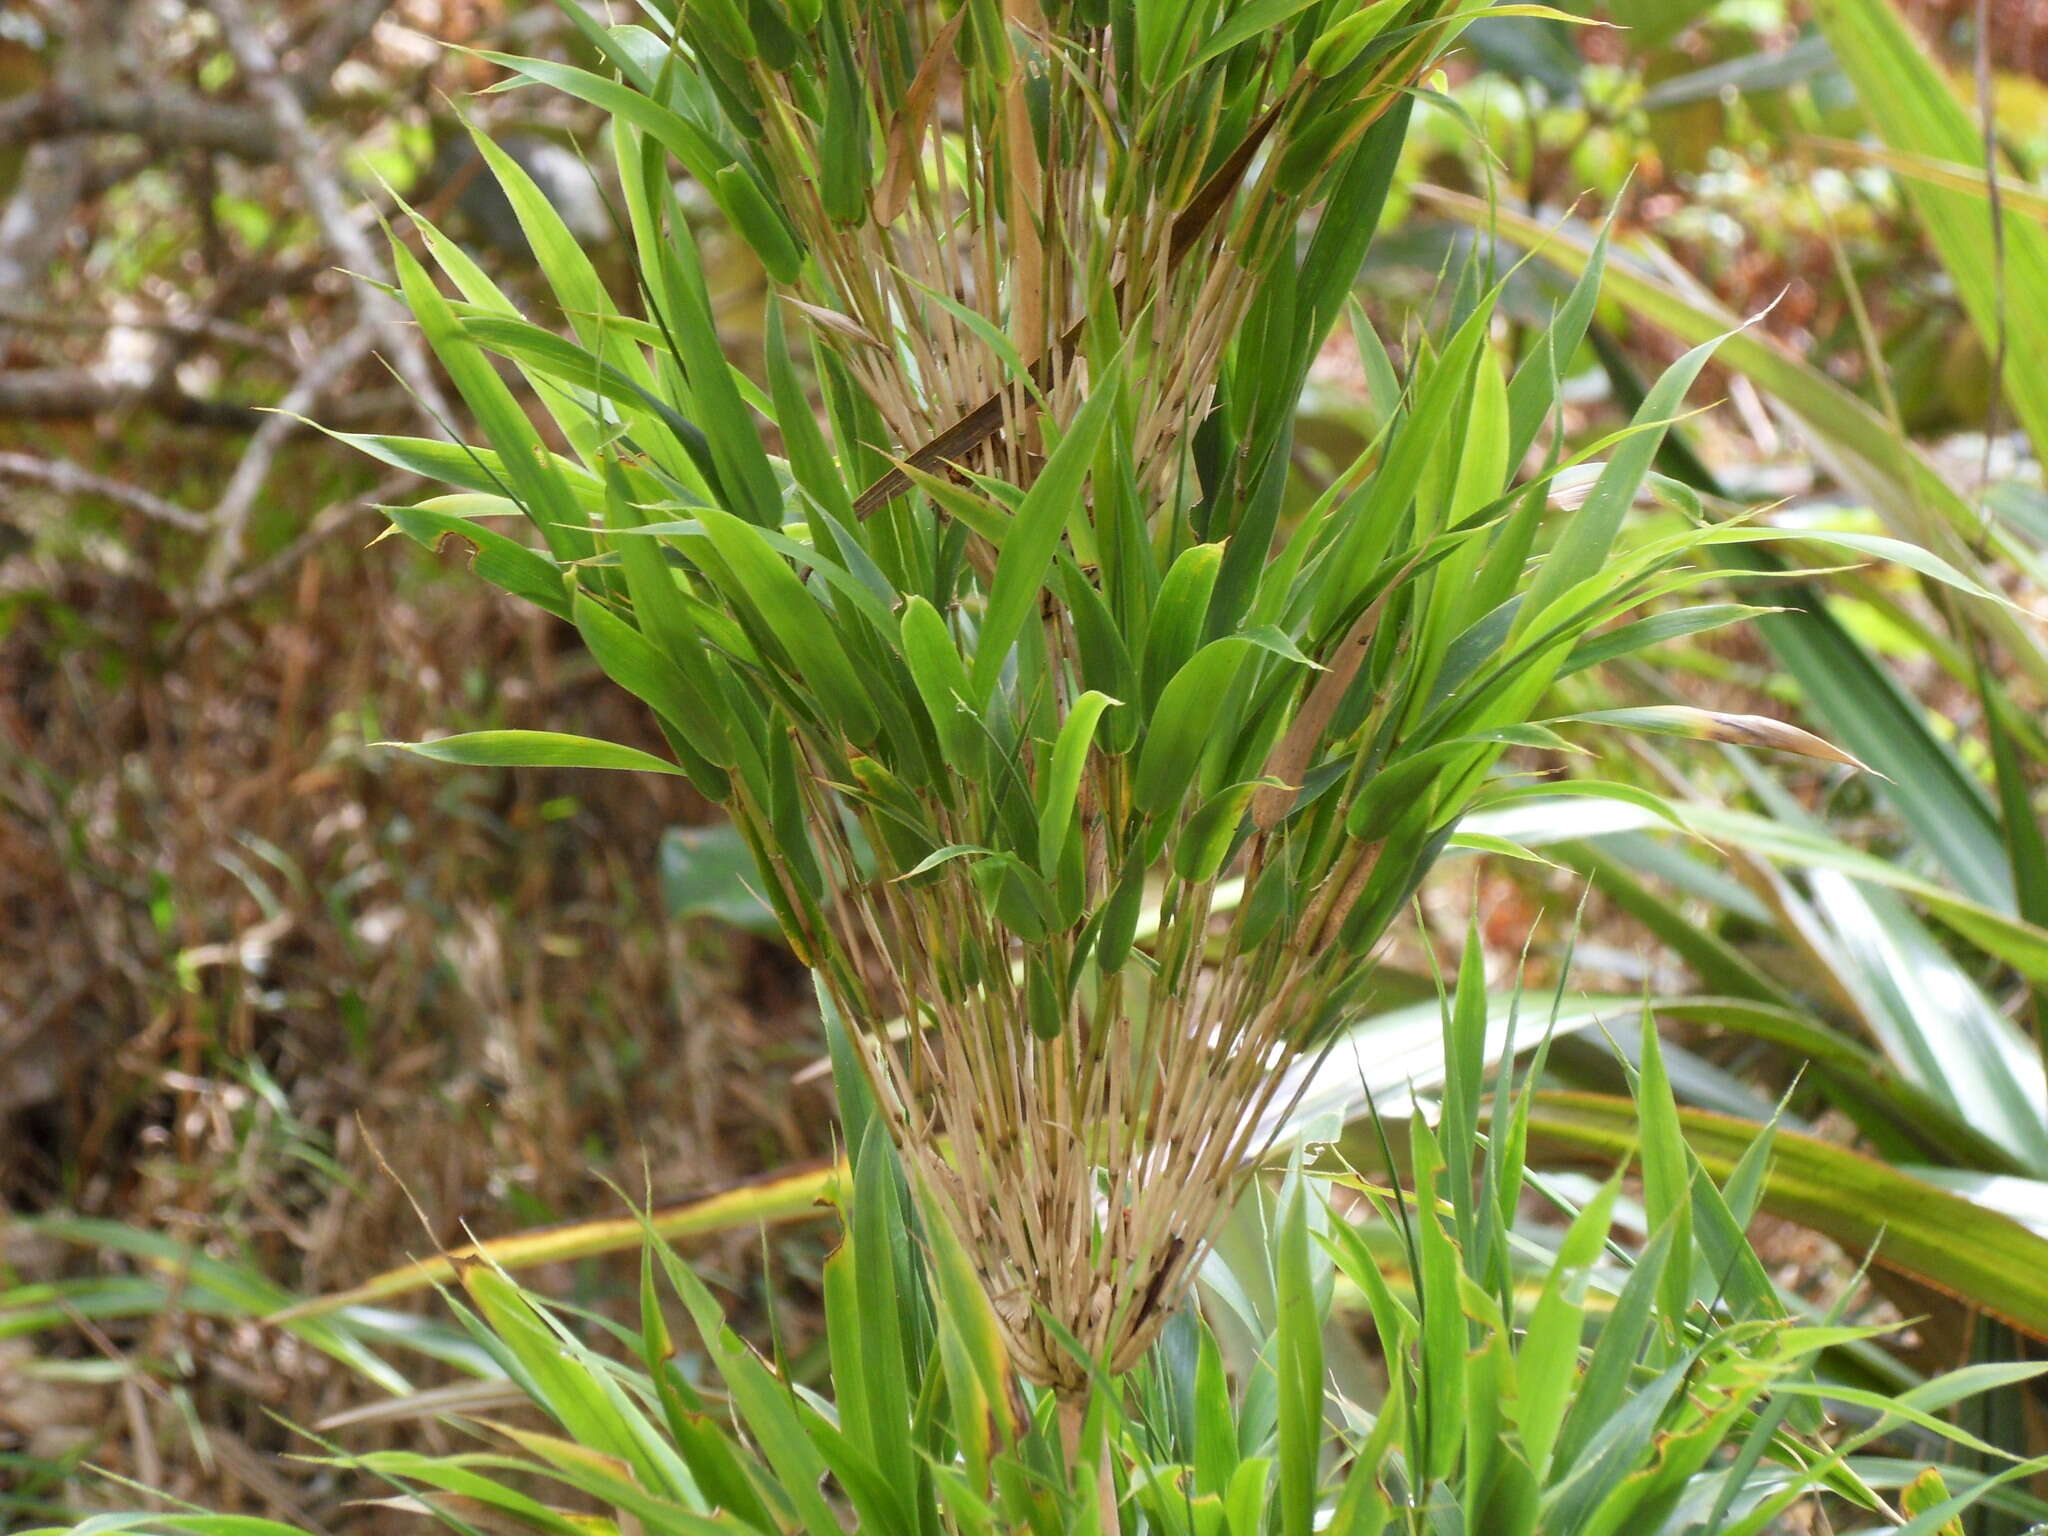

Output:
xmin=1037 ymin=691 xmax=1117 ymax=877
xmin=1527 ymin=1093 xmax=2048 ymax=1342
xmin=968 ymin=365 xmax=1123 ymax=703
xmin=384 ymin=730 xmax=689 ymax=776
xmin=691 ymin=506 xmax=880 ymax=745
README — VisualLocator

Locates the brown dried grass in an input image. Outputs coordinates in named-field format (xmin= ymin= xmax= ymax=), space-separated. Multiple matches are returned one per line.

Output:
xmin=0 ymin=498 xmax=829 ymax=1525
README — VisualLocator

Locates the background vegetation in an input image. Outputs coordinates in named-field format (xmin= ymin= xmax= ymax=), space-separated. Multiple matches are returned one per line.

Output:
xmin=4 ymin=0 xmax=2048 ymax=1529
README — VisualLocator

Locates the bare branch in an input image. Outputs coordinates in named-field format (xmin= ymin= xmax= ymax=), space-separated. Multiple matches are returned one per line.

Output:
xmin=177 ymin=469 xmax=421 ymax=636
xmin=0 ymin=304 xmax=293 ymax=358
xmin=0 ymin=0 xmax=121 ymax=306
xmin=0 ymin=451 xmax=211 ymax=532
xmin=291 ymin=0 xmax=397 ymax=97
xmin=0 ymin=3 xmax=396 ymax=162
xmin=197 ymin=320 xmax=384 ymax=596
xmin=205 ymin=0 xmax=454 ymax=435
xmin=0 ymin=366 xmax=263 ymax=427
xmin=0 ymin=88 xmax=280 ymax=160
xmin=0 ymin=138 xmax=91 ymax=298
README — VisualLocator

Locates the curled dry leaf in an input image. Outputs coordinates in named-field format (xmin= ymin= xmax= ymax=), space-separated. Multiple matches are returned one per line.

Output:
xmin=1574 ymin=706 xmax=1879 ymax=775
xmin=875 ymin=6 xmax=966 ymax=226
xmin=785 ymin=296 xmax=890 ymax=352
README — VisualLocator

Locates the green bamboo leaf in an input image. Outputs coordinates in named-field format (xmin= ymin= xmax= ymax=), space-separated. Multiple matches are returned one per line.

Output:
xmin=400 ymin=198 xmax=632 ymax=474
xmin=546 ymin=7 xmax=657 ymax=92
xmin=1707 ymin=524 xmax=2019 ymax=608
xmin=1093 ymin=863 xmax=1148 ymax=976
xmin=1142 ymin=542 xmax=1225 ymax=709
xmin=1507 ymin=221 xmax=1609 ymax=466
xmin=1409 ymin=1116 xmax=1466 ymax=1484
xmin=1687 ymin=1126 xmax=1784 ymax=1326
xmin=626 ymin=183 xmax=783 ymax=529
xmin=1561 ymin=603 xmax=1767 ymax=675
xmin=389 ymin=239 xmax=591 ymax=563
xmin=452 ymin=1268 xmax=702 ymax=1507
xmin=602 ymin=468 xmax=745 ymax=764
xmin=678 ymin=0 xmax=758 ymax=60
xmin=849 ymin=1121 xmax=917 ymax=1483
xmin=641 ymin=1238 xmax=845 ymax=1536
xmin=340 ymin=1452 xmax=594 ymax=1536
xmin=914 ymin=1162 xmax=1014 ymax=1435
xmin=1174 ymin=780 xmax=1266 ymax=883
xmin=455 ymin=313 xmax=722 ymax=497
xmin=1549 ymin=1217 xmax=1674 ymax=1473
xmin=1037 ymin=690 xmax=1117 ymax=876
xmin=1132 ymin=637 xmax=1254 ymax=818
xmin=326 ymin=429 xmax=603 ymax=511
xmin=1439 ymin=922 xmax=1489 ymax=1256
xmin=1519 ymin=333 xmax=1725 ymax=628
xmin=1185 ymin=0 xmax=1345 ymax=71
xmin=484 ymin=1422 xmax=735 ymax=1534
xmin=383 ymin=500 xmax=572 ymax=621
xmin=898 ymin=596 xmax=984 ymax=778
xmin=465 ymin=126 xmax=625 ymax=357
xmin=1632 ymin=1009 xmax=1697 ymax=1323
xmin=1273 ymin=1166 xmax=1322 ymax=1536
xmin=1319 ymin=296 xmax=1495 ymax=631
xmin=692 ymin=506 xmax=879 ymax=744
xmin=1300 ymin=0 xmax=1409 ymax=74
xmin=476 ymin=52 xmax=731 ymax=185
xmin=765 ymin=302 xmax=858 ymax=535
xmin=572 ymin=589 xmax=733 ymax=769
xmin=1518 ymin=1173 xmax=1621 ymax=1479
xmin=1420 ymin=188 xmax=2048 ymax=688
xmin=969 ymin=366 xmax=1122 ymax=702
xmin=1528 ymin=1093 xmax=2048 ymax=1341
xmin=1058 ymin=558 xmax=1144 ymax=752
xmin=819 ymin=16 xmax=871 ymax=226
xmin=713 ymin=163 xmax=805 ymax=282
xmin=383 ymin=730 xmax=688 ymax=776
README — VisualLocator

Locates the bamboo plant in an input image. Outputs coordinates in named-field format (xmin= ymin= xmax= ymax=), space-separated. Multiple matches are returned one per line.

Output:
xmin=352 ymin=0 xmax=1828 ymax=1401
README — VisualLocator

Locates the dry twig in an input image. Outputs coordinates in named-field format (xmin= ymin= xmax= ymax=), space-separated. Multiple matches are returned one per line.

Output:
xmin=196 ymin=319 xmax=385 ymax=596
xmin=204 ymin=0 xmax=453 ymax=434
xmin=178 ymin=468 xmax=421 ymax=635
xmin=0 ymin=451 xmax=211 ymax=533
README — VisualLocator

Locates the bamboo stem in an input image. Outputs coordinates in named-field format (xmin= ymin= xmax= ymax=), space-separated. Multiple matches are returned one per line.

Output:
xmin=1057 ymin=1392 xmax=1118 ymax=1534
